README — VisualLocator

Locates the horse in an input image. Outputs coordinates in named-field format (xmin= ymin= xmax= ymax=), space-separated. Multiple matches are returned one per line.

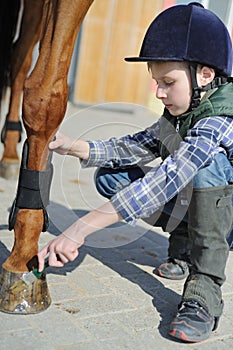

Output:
xmin=0 ymin=0 xmax=94 ymax=314
xmin=0 ymin=0 xmax=43 ymax=180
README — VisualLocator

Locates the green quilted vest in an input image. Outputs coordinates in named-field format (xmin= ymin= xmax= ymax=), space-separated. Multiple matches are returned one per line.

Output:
xmin=159 ymin=82 xmax=233 ymax=162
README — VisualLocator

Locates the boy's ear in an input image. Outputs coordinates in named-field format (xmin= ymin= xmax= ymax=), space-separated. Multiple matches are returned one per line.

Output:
xmin=199 ymin=66 xmax=215 ymax=86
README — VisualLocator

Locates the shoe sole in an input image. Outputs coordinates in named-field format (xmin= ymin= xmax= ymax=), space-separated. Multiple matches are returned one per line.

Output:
xmin=169 ymin=317 xmax=219 ymax=343
xmin=169 ymin=328 xmax=210 ymax=343
xmin=156 ymin=268 xmax=188 ymax=280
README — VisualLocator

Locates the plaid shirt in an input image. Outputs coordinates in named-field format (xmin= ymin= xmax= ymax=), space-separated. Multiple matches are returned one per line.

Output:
xmin=81 ymin=116 xmax=233 ymax=225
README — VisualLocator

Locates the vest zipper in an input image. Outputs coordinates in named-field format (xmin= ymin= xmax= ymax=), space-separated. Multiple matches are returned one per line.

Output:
xmin=176 ymin=118 xmax=180 ymax=132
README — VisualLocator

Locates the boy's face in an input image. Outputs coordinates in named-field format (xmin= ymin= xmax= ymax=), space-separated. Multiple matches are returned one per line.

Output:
xmin=150 ymin=61 xmax=192 ymax=116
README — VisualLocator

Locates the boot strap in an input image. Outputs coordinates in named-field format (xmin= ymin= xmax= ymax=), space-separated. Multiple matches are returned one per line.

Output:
xmin=8 ymin=140 xmax=53 ymax=232
xmin=1 ymin=115 xmax=22 ymax=143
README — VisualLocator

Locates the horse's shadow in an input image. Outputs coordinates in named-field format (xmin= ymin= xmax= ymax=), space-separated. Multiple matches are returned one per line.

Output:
xmin=46 ymin=201 xmax=181 ymax=340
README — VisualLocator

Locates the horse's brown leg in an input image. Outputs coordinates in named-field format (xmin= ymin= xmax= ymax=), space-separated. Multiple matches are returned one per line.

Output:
xmin=0 ymin=0 xmax=43 ymax=179
xmin=0 ymin=40 xmax=38 ymax=177
xmin=0 ymin=0 xmax=94 ymax=314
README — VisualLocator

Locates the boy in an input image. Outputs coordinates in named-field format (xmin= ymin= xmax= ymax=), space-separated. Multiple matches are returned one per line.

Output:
xmin=38 ymin=3 xmax=233 ymax=343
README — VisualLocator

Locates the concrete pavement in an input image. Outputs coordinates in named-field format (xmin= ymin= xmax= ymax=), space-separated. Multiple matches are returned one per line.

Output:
xmin=0 ymin=102 xmax=233 ymax=349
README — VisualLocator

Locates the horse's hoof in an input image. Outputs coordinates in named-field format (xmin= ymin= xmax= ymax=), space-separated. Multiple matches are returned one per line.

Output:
xmin=0 ymin=267 xmax=51 ymax=314
xmin=0 ymin=160 xmax=20 ymax=180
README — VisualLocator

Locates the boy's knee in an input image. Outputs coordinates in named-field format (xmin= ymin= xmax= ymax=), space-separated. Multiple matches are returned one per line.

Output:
xmin=95 ymin=166 xmax=145 ymax=199
xmin=94 ymin=168 xmax=129 ymax=199
xmin=95 ymin=168 xmax=115 ymax=199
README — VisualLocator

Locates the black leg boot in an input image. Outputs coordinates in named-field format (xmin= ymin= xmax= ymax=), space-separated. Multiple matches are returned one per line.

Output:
xmin=170 ymin=185 xmax=233 ymax=343
xmin=156 ymin=221 xmax=191 ymax=280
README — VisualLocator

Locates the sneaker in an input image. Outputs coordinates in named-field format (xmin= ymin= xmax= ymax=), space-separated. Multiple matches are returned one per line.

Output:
xmin=169 ymin=300 xmax=219 ymax=343
xmin=156 ymin=258 xmax=189 ymax=280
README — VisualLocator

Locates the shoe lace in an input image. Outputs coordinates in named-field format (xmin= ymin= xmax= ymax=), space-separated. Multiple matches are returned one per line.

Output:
xmin=168 ymin=258 xmax=189 ymax=272
xmin=178 ymin=300 xmax=205 ymax=313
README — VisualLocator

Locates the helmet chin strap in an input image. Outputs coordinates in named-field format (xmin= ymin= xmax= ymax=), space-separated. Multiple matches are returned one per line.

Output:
xmin=189 ymin=63 xmax=228 ymax=110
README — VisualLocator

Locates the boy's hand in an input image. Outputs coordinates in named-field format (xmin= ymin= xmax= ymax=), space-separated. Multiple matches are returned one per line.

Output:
xmin=49 ymin=131 xmax=90 ymax=159
xmin=49 ymin=132 xmax=75 ymax=155
xmin=37 ymin=233 xmax=82 ymax=272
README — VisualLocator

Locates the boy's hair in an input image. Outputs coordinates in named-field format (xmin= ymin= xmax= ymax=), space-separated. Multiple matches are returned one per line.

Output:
xmin=147 ymin=61 xmax=190 ymax=72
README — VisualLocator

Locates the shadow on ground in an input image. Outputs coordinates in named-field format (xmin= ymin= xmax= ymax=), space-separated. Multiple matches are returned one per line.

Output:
xmin=47 ymin=201 xmax=181 ymax=340
xmin=0 ymin=200 xmax=181 ymax=341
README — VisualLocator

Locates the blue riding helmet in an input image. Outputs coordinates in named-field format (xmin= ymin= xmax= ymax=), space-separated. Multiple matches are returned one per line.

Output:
xmin=125 ymin=2 xmax=232 ymax=76
xmin=125 ymin=2 xmax=232 ymax=109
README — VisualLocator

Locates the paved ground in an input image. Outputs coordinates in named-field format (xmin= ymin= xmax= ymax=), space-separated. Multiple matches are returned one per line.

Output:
xmin=0 ymin=102 xmax=233 ymax=349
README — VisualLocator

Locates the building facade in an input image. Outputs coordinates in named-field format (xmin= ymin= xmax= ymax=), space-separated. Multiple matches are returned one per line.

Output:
xmin=68 ymin=0 xmax=233 ymax=112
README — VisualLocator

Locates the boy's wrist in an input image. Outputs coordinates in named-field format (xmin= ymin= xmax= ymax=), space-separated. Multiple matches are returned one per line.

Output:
xmin=68 ymin=140 xmax=90 ymax=160
xmin=62 ymin=232 xmax=84 ymax=246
